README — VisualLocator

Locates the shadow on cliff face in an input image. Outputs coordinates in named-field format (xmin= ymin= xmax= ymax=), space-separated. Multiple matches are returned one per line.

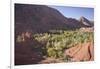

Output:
xmin=15 ymin=32 xmax=45 ymax=65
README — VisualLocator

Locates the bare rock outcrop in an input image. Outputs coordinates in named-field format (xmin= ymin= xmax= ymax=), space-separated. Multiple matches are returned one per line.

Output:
xmin=64 ymin=42 xmax=94 ymax=62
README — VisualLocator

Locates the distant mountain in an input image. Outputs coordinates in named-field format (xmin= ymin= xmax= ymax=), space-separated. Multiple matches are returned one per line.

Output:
xmin=15 ymin=4 xmax=93 ymax=35
xmin=79 ymin=16 xmax=94 ymax=27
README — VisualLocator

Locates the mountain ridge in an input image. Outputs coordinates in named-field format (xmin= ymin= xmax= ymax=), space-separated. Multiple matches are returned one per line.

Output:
xmin=15 ymin=4 xmax=93 ymax=35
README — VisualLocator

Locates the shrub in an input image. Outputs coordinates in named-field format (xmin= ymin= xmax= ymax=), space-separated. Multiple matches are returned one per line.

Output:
xmin=33 ymin=30 xmax=93 ymax=59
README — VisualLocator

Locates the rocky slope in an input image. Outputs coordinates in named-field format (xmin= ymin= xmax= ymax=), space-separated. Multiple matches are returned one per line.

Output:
xmin=15 ymin=4 xmax=93 ymax=35
xmin=64 ymin=42 xmax=94 ymax=62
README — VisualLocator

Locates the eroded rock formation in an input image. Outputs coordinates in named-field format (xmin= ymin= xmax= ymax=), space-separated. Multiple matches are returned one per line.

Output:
xmin=64 ymin=42 xmax=94 ymax=62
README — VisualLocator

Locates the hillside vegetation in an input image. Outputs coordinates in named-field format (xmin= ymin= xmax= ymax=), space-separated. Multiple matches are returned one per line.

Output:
xmin=33 ymin=30 xmax=93 ymax=61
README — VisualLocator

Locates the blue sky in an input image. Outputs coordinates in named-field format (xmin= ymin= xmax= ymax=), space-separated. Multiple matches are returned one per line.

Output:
xmin=49 ymin=5 xmax=94 ymax=20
